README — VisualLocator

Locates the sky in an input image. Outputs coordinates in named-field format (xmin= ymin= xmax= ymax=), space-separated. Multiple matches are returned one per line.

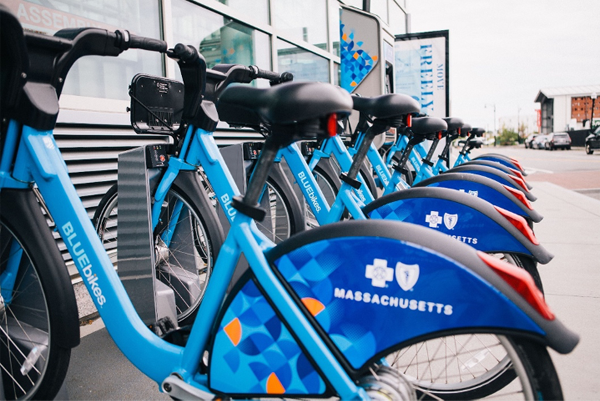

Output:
xmin=406 ymin=0 xmax=600 ymax=132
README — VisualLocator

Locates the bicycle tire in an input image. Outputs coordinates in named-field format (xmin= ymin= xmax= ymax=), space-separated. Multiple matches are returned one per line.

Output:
xmin=0 ymin=189 xmax=78 ymax=400
xmin=384 ymin=334 xmax=562 ymax=400
xmin=306 ymin=161 xmax=343 ymax=228
xmin=93 ymin=179 xmax=223 ymax=327
xmin=255 ymin=163 xmax=306 ymax=243
xmin=359 ymin=161 xmax=379 ymax=200
xmin=327 ymin=157 xmax=379 ymax=200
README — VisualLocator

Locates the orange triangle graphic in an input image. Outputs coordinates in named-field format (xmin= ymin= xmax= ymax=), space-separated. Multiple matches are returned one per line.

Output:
xmin=223 ymin=317 xmax=241 ymax=346
xmin=302 ymin=297 xmax=325 ymax=316
xmin=266 ymin=372 xmax=285 ymax=394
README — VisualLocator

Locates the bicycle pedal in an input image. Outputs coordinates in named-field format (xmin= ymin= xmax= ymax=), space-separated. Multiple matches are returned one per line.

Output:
xmin=161 ymin=325 xmax=191 ymax=347
xmin=149 ymin=316 xmax=176 ymax=336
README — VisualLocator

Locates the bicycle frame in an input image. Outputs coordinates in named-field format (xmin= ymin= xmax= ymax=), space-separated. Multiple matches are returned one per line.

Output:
xmin=280 ymin=142 xmax=370 ymax=225
xmin=2 ymin=120 xmax=369 ymax=399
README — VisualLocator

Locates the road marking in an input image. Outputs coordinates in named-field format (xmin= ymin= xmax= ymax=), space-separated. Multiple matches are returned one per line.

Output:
xmin=525 ymin=167 xmax=554 ymax=175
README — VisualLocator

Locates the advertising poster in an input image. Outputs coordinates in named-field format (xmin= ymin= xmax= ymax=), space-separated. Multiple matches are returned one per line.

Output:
xmin=394 ymin=31 xmax=449 ymax=118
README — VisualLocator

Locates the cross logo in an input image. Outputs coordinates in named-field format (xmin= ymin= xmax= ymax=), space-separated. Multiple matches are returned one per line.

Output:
xmin=395 ymin=262 xmax=420 ymax=291
xmin=365 ymin=259 xmax=394 ymax=288
xmin=468 ymin=190 xmax=479 ymax=197
xmin=444 ymin=213 xmax=459 ymax=230
xmin=425 ymin=211 xmax=442 ymax=228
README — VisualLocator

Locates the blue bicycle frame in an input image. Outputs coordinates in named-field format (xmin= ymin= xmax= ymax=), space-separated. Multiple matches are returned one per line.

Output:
xmin=2 ymin=120 xmax=369 ymax=399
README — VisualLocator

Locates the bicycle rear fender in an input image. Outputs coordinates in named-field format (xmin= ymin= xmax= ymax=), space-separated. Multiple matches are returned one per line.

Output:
xmin=362 ymin=187 xmax=553 ymax=264
xmin=449 ymin=164 xmax=537 ymax=202
xmin=414 ymin=172 xmax=542 ymax=223
xmin=260 ymin=221 xmax=576 ymax=375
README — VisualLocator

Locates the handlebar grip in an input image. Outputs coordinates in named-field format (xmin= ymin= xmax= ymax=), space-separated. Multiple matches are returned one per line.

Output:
xmin=171 ymin=43 xmax=200 ymax=63
xmin=114 ymin=30 xmax=166 ymax=52
xmin=249 ymin=66 xmax=294 ymax=84
xmin=127 ymin=33 xmax=167 ymax=52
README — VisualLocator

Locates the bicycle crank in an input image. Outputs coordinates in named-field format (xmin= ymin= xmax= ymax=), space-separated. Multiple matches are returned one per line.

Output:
xmin=358 ymin=366 xmax=416 ymax=400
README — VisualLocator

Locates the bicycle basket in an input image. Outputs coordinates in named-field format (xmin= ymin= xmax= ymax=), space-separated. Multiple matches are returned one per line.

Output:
xmin=129 ymin=74 xmax=184 ymax=135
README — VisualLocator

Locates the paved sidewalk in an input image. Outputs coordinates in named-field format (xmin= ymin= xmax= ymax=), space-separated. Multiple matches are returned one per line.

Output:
xmin=529 ymin=182 xmax=600 ymax=400
xmin=65 ymin=181 xmax=600 ymax=400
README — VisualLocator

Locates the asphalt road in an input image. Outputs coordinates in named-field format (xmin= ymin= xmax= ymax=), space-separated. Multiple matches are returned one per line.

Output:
xmin=468 ymin=145 xmax=600 ymax=199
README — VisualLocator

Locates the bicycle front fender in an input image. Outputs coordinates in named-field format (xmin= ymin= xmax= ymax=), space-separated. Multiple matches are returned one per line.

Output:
xmin=472 ymin=154 xmax=526 ymax=175
xmin=459 ymin=160 xmax=532 ymax=190
xmin=362 ymin=187 xmax=553 ymax=264
xmin=265 ymin=221 xmax=577 ymax=375
xmin=414 ymin=172 xmax=543 ymax=223
xmin=449 ymin=164 xmax=537 ymax=202
xmin=0 ymin=189 xmax=80 ymax=349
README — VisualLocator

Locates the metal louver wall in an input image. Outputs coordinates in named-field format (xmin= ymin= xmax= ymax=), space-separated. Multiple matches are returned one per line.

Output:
xmin=52 ymin=123 xmax=263 ymax=278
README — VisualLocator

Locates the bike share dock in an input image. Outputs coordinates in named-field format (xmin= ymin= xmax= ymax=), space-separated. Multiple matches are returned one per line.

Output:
xmin=64 ymin=177 xmax=600 ymax=400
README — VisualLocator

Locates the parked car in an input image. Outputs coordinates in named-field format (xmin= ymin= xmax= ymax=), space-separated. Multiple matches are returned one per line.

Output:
xmin=545 ymin=132 xmax=572 ymax=150
xmin=532 ymin=134 xmax=549 ymax=149
xmin=524 ymin=134 xmax=538 ymax=148
xmin=585 ymin=126 xmax=600 ymax=154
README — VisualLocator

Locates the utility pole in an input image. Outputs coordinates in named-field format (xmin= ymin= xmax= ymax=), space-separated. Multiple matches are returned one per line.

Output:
xmin=591 ymin=92 xmax=597 ymax=130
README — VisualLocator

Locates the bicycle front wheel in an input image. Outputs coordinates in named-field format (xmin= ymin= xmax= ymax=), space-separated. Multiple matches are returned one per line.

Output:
xmin=0 ymin=191 xmax=76 ymax=400
xmin=385 ymin=334 xmax=562 ymax=400
xmin=93 ymin=182 xmax=220 ymax=326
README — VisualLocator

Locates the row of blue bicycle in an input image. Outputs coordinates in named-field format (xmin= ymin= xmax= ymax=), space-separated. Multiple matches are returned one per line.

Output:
xmin=0 ymin=5 xmax=578 ymax=400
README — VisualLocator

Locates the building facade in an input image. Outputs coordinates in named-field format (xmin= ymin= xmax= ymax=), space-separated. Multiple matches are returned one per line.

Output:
xmin=3 ymin=0 xmax=409 ymax=275
xmin=535 ymin=85 xmax=600 ymax=133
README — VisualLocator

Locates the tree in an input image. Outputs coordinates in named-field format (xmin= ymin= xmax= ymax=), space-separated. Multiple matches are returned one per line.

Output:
xmin=496 ymin=124 xmax=519 ymax=146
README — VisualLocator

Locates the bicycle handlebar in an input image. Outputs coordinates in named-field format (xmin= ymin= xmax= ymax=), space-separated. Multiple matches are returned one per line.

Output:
xmin=248 ymin=66 xmax=294 ymax=85
xmin=121 ymin=31 xmax=168 ymax=53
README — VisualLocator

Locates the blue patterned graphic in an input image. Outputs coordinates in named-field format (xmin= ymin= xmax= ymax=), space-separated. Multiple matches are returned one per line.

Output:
xmin=424 ymin=180 xmax=530 ymax=218
xmin=367 ymin=197 xmax=530 ymax=254
xmin=210 ymin=279 xmax=326 ymax=395
xmin=340 ymin=23 xmax=377 ymax=93
xmin=274 ymin=236 xmax=543 ymax=369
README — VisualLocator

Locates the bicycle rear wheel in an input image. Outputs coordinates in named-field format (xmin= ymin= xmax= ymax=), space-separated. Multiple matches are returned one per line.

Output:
xmin=0 ymin=190 xmax=77 ymax=400
xmin=253 ymin=161 xmax=306 ymax=243
xmin=93 ymin=180 xmax=221 ymax=327
xmin=384 ymin=334 xmax=562 ymax=400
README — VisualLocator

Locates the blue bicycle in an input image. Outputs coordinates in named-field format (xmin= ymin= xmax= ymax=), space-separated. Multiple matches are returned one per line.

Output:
xmin=0 ymin=7 xmax=577 ymax=400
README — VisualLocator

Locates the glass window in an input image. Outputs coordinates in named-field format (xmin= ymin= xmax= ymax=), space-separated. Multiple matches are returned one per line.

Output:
xmin=172 ymin=0 xmax=271 ymax=72
xmin=272 ymin=0 xmax=328 ymax=51
xmin=370 ymin=0 xmax=388 ymax=24
xmin=217 ymin=0 xmax=270 ymax=25
xmin=341 ymin=0 xmax=363 ymax=9
xmin=277 ymin=40 xmax=329 ymax=82
xmin=389 ymin=2 xmax=407 ymax=35
xmin=333 ymin=62 xmax=340 ymax=86
xmin=329 ymin=0 xmax=341 ymax=57
xmin=10 ymin=0 xmax=162 ymax=100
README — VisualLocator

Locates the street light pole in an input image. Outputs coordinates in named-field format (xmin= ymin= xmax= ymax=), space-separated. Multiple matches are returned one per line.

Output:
xmin=591 ymin=92 xmax=597 ymax=130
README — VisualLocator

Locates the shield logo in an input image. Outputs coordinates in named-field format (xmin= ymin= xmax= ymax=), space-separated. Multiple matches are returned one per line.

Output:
xmin=395 ymin=262 xmax=419 ymax=291
xmin=444 ymin=213 xmax=459 ymax=230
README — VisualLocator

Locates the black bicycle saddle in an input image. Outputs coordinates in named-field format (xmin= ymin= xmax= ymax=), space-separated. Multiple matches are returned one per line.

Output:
xmin=471 ymin=127 xmax=486 ymax=137
xmin=218 ymin=81 xmax=352 ymax=126
xmin=352 ymin=93 xmax=420 ymax=119
xmin=443 ymin=117 xmax=464 ymax=132
xmin=410 ymin=117 xmax=448 ymax=139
